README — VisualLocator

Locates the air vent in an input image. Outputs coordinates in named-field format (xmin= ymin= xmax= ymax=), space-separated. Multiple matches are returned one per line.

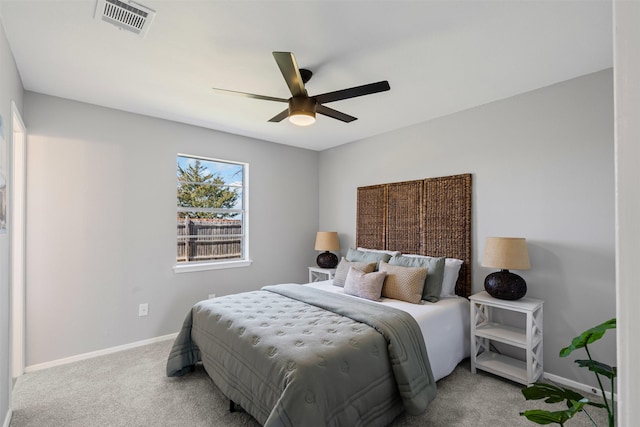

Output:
xmin=94 ymin=0 xmax=156 ymax=38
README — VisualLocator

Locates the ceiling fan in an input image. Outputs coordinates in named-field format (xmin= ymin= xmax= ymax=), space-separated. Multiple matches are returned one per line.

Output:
xmin=212 ymin=51 xmax=390 ymax=126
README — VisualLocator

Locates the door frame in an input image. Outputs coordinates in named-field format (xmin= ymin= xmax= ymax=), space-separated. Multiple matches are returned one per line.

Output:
xmin=10 ymin=101 xmax=26 ymax=379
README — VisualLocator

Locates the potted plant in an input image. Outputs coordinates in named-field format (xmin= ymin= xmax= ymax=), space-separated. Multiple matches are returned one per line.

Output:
xmin=520 ymin=318 xmax=616 ymax=426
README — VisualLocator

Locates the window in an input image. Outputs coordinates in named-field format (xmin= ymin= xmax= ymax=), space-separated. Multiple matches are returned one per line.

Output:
xmin=175 ymin=154 xmax=250 ymax=272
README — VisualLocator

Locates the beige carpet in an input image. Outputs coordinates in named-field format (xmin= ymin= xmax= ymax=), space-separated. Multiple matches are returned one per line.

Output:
xmin=10 ymin=339 xmax=608 ymax=426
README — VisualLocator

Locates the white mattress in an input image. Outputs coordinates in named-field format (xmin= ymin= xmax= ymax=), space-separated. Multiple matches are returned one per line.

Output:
xmin=304 ymin=280 xmax=470 ymax=382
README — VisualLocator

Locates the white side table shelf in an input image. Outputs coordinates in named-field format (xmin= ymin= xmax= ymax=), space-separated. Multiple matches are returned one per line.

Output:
xmin=470 ymin=291 xmax=544 ymax=385
xmin=308 ymin=266 xmax=336 ymax=283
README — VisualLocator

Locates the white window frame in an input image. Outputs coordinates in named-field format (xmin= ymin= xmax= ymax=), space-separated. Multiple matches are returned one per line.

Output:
xmin=173 ymin=154 xmax=251 ymax=273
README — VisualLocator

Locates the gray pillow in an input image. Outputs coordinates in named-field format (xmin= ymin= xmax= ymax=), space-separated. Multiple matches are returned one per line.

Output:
xmin=333 ymin=257 xmax=377 ymax=287
xmin=343 ymin=267 xmax=387 ymax=301
xmin=389 ymin=254 xmax=445 ymax=302
xmin=345 ymin=248 xmax=392 ymax=267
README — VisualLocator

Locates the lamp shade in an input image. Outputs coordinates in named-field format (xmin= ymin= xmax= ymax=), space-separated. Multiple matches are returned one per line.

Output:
xmin=314 ymin=231 xmax=340 ymax=251
xmin=481 ymin=237 xmax=530 ymax=270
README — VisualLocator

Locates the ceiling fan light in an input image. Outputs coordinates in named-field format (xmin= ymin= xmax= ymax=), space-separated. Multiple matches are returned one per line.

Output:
xmin=288 ymin=96 xmax=317 ymax=126
xmin=289 ymin=111 xmax=316 ymax=126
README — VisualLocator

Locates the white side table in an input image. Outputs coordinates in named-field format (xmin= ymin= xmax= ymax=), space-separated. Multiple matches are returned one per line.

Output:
xmin=470 ymin=290 xmax=544 ymax=385
xmin=308 ymin=266 xmax=336 ymax=283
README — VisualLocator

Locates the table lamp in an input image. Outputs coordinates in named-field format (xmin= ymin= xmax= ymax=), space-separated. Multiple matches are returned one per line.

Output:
xmin=314 ymin=231 xmax=340 ymax=268
xmin=481 ymin=237 xmax=531 ymax=300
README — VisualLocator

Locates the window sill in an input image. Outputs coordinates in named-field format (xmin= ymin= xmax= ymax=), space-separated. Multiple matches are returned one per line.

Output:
xmin=173 ymin=259 xmax=253 ymax=273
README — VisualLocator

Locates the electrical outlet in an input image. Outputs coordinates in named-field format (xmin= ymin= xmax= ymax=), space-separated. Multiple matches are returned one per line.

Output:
xmin=138 ymin=303 xmax=149 ymax=317
xmin=208 ymin=294 xmax=216 ymax=299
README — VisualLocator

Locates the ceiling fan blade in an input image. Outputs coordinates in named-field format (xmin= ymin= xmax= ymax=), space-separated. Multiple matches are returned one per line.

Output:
xmin=316 ymin=104 xmax=357 ymax=123
xmin=268 ymin=108 xmax=290 ymax=122
xmin=314 ymin=81 xmax=390 ymax=104
xmin=212 ymin=87 xmax=288 ymax=103
xmin=272 ymin=51 xmax=307 ymax=98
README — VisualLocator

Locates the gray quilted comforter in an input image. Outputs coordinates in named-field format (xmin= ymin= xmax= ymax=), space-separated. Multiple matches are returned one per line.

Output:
xmin=166 ymin=284 xmax=436 ymax=426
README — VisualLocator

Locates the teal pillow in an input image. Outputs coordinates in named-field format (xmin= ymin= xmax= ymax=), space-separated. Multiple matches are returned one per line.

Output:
xmin=389 ymin=254 xmax=446 ymax=302
xmin=345 ymin=248 xmax=392 ymax=268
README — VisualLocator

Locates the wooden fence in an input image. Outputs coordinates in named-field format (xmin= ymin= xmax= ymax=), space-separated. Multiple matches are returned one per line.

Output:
xmin=177 ymin=218 xmax=242 ymax=262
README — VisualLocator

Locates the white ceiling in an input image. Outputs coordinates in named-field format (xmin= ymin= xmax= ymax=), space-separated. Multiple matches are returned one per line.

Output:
xmin=0 ymin=0 xmax=612 ymax=151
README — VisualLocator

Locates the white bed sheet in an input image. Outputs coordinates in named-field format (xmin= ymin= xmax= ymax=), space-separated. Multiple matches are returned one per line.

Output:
xmin=304 ymin=280 xmax=470 ymax=382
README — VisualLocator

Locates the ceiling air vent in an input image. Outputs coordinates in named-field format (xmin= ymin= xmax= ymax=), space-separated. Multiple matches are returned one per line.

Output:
xmin=94 ymin=0 xmax=156 ymax=38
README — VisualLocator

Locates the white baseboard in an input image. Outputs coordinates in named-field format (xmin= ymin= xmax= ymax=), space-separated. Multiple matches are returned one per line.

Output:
xmin=24 ymin=333 xmax=178 ymax=373
xmin=3 ymin=408 xmax=12 ymax=427
xmin=544 ymin=372 xmax=617 ymax=402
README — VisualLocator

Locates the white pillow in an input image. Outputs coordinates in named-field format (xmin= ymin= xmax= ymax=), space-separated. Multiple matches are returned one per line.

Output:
xmin=441 ymin=258 xmax=463 ymax=297
xmin=357 ymin=247 xmax=401 ymax=257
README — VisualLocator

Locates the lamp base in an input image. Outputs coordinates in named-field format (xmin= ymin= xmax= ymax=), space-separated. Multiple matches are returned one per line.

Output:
xmin=484 ymin=270 xmax=527 ymax=300
xmin=316 ymin=251 xmax=338 ymax=269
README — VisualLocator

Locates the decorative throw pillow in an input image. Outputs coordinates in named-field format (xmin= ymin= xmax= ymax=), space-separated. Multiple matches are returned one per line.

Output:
xmin=343 ymin=267 xmax=387 ymax=301
xmin=345 ymin=248 xmax=392 ymax=267
xmin=441 ymin=258 xmax=464 ymax=297
xmin=332 ymin=257 xmax=377 ymax=287
xmin=389 ymin=254 xmax=445 ymax=302
xmin=378 ymin=261 xmax=428 ymax=304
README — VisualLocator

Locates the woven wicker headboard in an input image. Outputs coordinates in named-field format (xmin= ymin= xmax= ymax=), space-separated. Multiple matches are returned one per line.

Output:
xmin=356 ymin=174 xmax=472 ymax=298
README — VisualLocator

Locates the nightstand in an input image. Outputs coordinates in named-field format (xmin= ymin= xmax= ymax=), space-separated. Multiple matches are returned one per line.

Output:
xmin=470 ymin=290 xmax=544 ymax=385
xmin=308 ymin=266 xmax=336 ymax=283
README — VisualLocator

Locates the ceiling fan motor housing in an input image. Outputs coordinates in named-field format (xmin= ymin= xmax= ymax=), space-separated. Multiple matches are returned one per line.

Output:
xmin=289 ymin=96 xmax=316 ymax=116
xmin=288 ymin=96 xmax=317 ymax=126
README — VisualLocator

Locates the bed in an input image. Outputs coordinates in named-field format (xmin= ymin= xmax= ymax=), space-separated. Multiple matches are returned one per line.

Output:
xmin=305 ymin=280 xmax=470 ymax=383
xmin=167 ymin=174 xmax=472 ymax=426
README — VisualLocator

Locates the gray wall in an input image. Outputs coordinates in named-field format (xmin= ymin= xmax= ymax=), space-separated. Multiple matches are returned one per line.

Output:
xmin=23 ymin=93 xmax=319 ymax=366
xmin=614 ymin=2 xmax=640 ymax=420
xmin=0 ymin=9 xmax=23 ymax=425
xmin=319 ymin=69 xmax=615 ymax=388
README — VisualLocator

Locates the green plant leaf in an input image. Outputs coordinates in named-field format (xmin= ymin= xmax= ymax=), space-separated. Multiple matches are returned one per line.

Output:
xmin=520 ymin=409 xmax=571 ymax=425
xmin=575 ymin=359 xmax=617 ymax=380
xmin=520 ymin=399 xmax=588 ymax=425
xmin=559 ymin=318 xmax=616 ymax=358
xmin=522 ymin=382 xmax=585 ymax=405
